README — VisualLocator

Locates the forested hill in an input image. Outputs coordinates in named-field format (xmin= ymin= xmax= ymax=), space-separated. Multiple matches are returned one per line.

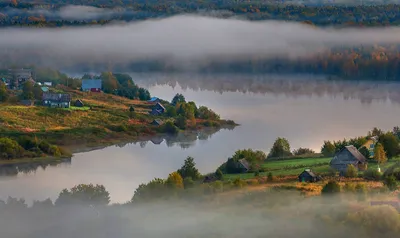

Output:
xmin=1 ymin=1 xmax=400 ymax=27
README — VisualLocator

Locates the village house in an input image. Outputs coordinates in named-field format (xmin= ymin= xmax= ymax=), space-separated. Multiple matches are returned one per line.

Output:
xmin=360 ymin=136 xmax=378 ymax=159
xmin=42 ymin=93 xmax=71 ymax=108
xmin=8 ymin=68 xmax=35 ymax=89
xmin=330 ymin=145 xmax=367 ymax=176
xmin=74 ymin=99 xmax=84 ymax=107
xmin=150 ymin=137 xmax=164 ymax=145
xmin=150 ymin=102 xmax=166 ymax=115
xmin=148 ymin=97 xmax=160 ymax=103
xmin=81 ymin=79 xmax=102 ymax=92
xmin=150 ymin=119 xmax=164 ymax=126
xmin=298 ymin=169 xmax=320 ymax=182
xmin=237 ymin=158 xmax=250 ymax=173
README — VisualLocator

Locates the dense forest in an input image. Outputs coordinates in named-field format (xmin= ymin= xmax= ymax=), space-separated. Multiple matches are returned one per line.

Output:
xmin=1 ymin=1 xmax=400 ymax=27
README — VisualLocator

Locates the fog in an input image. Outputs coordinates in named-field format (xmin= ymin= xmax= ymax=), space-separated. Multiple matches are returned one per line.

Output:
xmin=0 ymin=190 xmax=398 ymax=238
xmin=1 ymin=15 xmax=400 ymax=69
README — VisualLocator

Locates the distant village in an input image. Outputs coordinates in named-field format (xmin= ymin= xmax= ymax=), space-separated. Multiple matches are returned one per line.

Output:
xmin=1 ymin=68 xmax=167 ymax=116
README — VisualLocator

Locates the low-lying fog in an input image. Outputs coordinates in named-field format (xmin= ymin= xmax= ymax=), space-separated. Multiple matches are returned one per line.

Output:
xmin=1 ymin=15 xmax=400 ymax=69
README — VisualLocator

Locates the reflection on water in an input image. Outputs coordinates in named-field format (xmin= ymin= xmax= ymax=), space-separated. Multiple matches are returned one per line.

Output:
xmin=0 ymin=158 xmax=72 ymax=177
xmin=3 ymin=73 xmax=400 ymax=204
xmin=0 ymin=127 xmax=231 ymax=178
xmin=133 ymin=73 xmax=400 ymax=104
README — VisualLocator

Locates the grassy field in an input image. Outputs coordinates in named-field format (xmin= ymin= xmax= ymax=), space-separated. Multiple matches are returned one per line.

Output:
xmin=224 ymin=156 xmax=400 ymax=180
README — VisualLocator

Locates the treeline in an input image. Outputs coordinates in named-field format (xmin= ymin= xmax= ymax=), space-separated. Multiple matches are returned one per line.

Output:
xmin=85 ymin=72 xmax=151 ymax=100
xmin=2 ymin=1 xmax=400 ymax=27
xmin=0 ymin=135 xmax=69 ymax=160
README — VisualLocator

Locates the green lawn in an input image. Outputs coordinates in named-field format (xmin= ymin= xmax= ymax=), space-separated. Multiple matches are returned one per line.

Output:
xmin=65 ymin=106 xmax=91 ymax=111
xmin=223 ymin=157 xmax=400 ymax=181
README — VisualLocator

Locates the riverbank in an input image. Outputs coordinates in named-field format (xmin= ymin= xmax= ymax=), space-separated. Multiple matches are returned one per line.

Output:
xmin=0 ymin=85 xmax=237 ymax=163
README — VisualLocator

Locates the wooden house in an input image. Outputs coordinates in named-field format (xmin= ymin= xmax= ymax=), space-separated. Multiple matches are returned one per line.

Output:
xmin=74 ymin=99 xmax=84 ymax=107
xmin=150 ymin=103 xmax=166 ymax=115
xmin=148 ymin=97 xmax=160 ymax=103
xmin=81 ymin=79 xmax=102 ymax=92
xmin=330 ymin=145 xmax=367 ymax=176
xmin=42 ymin=93 xmax=71 ymax=108
xmin=150 ymin=119 xmax=164 ymax=126
xmin=361 ymin=136 xmax=378 ymax=159
xmin=237 ymin=158 xmax=250 ymax=173
xmin=298 ymin=169 xmax=320 ymax=182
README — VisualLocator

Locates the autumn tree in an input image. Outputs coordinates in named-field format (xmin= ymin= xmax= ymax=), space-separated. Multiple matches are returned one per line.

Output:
xmin=374 ymin=143 xmax=387 ymax=165
xmin=166 ymin=172 xmax=184 ymax=189
xmin=101 ymin=72 xmax=119 ymax=93
xmin=177 ymin=156 xmax=201 ymax=181
xmin=268 ymin=137 xmax=292 ymax=158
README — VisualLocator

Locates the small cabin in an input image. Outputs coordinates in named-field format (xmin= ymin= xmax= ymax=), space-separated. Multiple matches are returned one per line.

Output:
xmin=150 ymin=119 xmax=164 ymax=126
xmin=298 ymin=169 xmax=320 ymax=182
xmin=237 ymin=158 xmax=250 ymax=173
xmin=74 ymin=99 xmax=84 ymax=107
xmin=330 ymin=145 xmax=367 ymax=176
xmin=148 ymin=97 xmax=160 ymax=103
xmin=150 ymin=103 xmax=166 ymax=116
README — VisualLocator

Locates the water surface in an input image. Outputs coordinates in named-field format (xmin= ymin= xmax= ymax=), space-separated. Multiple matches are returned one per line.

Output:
xmin=1 ymin=74 xmax=400 ymax=204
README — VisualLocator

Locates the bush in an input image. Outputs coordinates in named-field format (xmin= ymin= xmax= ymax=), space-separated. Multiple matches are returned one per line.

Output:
xmin=233 ymin=178 xmax=246 ymax=188
xmin=267 ymin=172 xmax=274 ymax=182
xmin=384 ymin=175 xmax=398 ymax=191
xmin=162 ymin=121 xmax=179 ymax=135
xmin=343 ymin=183 xmax=356 ymax=193
xmin=321 ymin=181 xmax=341 ymax=195
xmin=345 ymin=164 xmax=358 ymax=178
xmin=0 ymin=137 xmax=25 ymax=160
xmin=55 ymin=184 xmax=110 ymax=206
xmin=183 ymin=177 xmax=194 ymax=189
xmin=48 ymin=145 xmax=62 ymax=157
xmin=363 ymin=169 xmax=382 ymax=181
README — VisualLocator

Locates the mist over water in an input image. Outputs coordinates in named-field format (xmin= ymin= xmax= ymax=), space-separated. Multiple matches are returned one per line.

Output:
xmin=2 ymin=15 xmax=400 ymax=70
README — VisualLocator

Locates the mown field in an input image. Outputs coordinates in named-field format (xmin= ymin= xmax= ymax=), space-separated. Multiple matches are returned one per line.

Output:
xmin=224 ymin=156 xmax=400 ymax=180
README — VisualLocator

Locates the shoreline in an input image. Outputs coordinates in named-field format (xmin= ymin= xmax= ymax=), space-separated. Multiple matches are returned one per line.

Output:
xmin=0 ymin=124 xmax=238 ymax=166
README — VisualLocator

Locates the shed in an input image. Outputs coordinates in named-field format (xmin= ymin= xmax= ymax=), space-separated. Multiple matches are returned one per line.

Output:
xmin=237 ymin=158 xmax=250 ymax=173
xmin=150 ymin=137 xmax=164 ymax=145
xmin=74 ymin=99 xmax=84 ymax=107
xmin=298 ymin=169 xmax=320 ymax=182
xmin=150 ymin=103 xmax=166 ymax=115
xmin=330 ymin=145 xmax=367 ymax=176
xmin=150 ymin=119 xmax=164 ymax=126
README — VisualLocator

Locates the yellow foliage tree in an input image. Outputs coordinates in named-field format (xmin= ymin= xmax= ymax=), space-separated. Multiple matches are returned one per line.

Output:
xmin=374 ymin=143 xmax=387 ymax=165
xmin=166 ymin=172 xmax=184 ymax=189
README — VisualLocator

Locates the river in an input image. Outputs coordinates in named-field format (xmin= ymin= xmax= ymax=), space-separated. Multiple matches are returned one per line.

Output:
xmin=1 ymin=74 xmax=400 ymax=204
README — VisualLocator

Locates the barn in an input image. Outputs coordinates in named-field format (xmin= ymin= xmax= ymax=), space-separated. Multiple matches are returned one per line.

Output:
xmin=330 ymin=145 xmax=367 ymax=176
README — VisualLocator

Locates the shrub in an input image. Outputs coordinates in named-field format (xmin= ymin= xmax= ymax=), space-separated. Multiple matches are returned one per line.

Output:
xmin=233 ymin=178 xmax=246 ymax=188
xmin=48 ymin=145 xmax=62 ymax=157
xmin=345 ymin=164 xmax=358 ymax=178
xmin=162 ymin=121 xmax=179 ymax=134
xmin=267 ymin=172 xmax=274 ymax=182
xmin=321 ymin=181 xmax=341 ymax=195
xmin=384 ymin=175 xmax=398 ymax=191
xmin=0 ymin=137 xmax=25 ymax=160
xmin=38 ymin=140 xmax=51 ymax=153
xmin=343 ymin=183 xmax=356 ymax=193
xmin=17 ymin=136 xmax=38 ymax=150
xmin=183 ymin=177 xmax=194 ymax=189
xmin=363 ymin=169 xmax=382 ymax=181
xmin=215 ymin=169 xmax=223 ymax=180
xmin=55 ymin=184 xmax=110 ymax=206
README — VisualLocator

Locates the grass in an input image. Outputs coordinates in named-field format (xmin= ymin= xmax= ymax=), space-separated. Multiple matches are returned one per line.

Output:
xmin=0 ymin=155 xmax=71 ymax=166
xmin=65 ymin=106 xmax=91 ymax=111
xmin=224 ymin=156 xmax=400 ymax=181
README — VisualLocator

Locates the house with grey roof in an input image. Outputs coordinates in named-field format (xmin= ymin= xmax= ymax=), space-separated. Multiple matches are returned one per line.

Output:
xmin=330 ymin=145 xmax=367 ymax=176
xmin=238 ymin=158 xmax=250 ymax=173
xmin=150 ymin=103 xmax=166 ymax=115
xmin=42 ymin=93 xmax=71 ymax=108
xmin=81 ymin=79 xmax=102 ymax=92
xmin=298 ymin=169 xmax=320 ymax=182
